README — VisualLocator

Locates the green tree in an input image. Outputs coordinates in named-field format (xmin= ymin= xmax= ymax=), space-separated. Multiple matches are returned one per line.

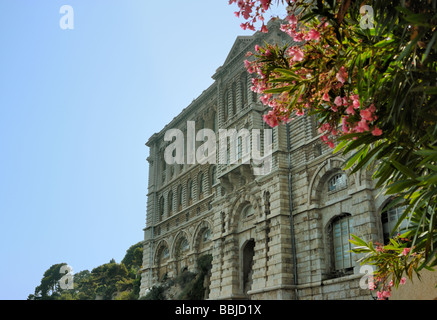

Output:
xmin=121 ymin=242 xmax=143 ymax=270
xmin=30 ymin=241 xmax=144 ymax=300
xmin=29 ymin=263 xmax=69 ymax=300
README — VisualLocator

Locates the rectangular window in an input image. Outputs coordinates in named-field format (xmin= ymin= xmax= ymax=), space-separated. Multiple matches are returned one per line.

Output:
xmin=333 ymin=216 xmax=354 ymax=271
xmin=383 ymin=205 xmax=408 ymax=244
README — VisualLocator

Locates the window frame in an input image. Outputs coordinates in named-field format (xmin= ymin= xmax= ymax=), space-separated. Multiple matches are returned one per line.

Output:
xmin=329 ymin=214 xmax=355 ymax=276
xmin=328 ymin=173 xmax=347 ymax=193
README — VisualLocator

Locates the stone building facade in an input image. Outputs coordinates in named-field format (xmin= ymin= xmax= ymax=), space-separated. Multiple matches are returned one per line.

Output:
xmin=139 ymin=20 xmax=397 ymax=300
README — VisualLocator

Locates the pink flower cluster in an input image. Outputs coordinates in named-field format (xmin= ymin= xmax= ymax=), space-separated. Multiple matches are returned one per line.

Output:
xmin=240 ymin=6 xmax=384 ymax=149
xmin=280 ymin=14 xmax=320 ymax=43
xmin=369 ymin=276 xmax=407 ymax=300
xmin=229 ymin=0 xmax=272 ymax=32
xmin=319 ymin=93 xmax=383 ymax=145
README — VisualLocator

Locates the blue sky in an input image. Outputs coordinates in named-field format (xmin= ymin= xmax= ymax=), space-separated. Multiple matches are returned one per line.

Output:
xmin=0 ymin=0 xmax=287 ymax=300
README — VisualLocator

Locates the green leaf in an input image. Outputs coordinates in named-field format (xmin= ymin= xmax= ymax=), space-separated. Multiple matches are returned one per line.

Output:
xmin=350 ymin=142 xmax=387 ymax=174
xmin=396 ymin=29 xmax=426 ymax=62
xmin=274 ymin=68 xmax=303 ymax=81
xmin=333 ymin=140 xmax=348 ymax=154
xmin=343 ymin=146 xmax=368 ymax=171
xmin=422 ymin=30 xmax=437 ymax=63
xmin=349 ymin=234 xmax=368 ymax=247
xmin=264 ymin=85 xmax=295 ymax=94
xmin=390 ymin=159 xmax=418 ymax=179
xmin=386 ymin=179 xmax=418 ymax=195
xmin=374 ymin=38 xmax=396 ymax=48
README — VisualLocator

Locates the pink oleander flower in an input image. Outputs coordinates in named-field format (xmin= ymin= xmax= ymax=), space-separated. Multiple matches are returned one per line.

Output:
xmin=286 ymin=14 xmax=297 ymax=26
xmin=296 ymin=109 xmax=305 ymax=116
xmin=334 ymin=96 xmax=343 ymax=107
xmin=260 ymin=94 xmax=272 ymax=105
xmin=377 ymin=290 xmax=391 ymax=300
xmin=346 ymin=105 xmax=355 ymax=115
xmin=400 ymin=277 xmax=407 ymax=285
xmin=293 ymin=32 xmax=305 ymax=42
xmin=261 ymin=23 xmax=268 ymax=33
xmin=260 ymin=0 xmax=270 ymax=10
xmin=306 ymin=29 xmax=320 ymax=41
xmin=360 ymin=109 xmax=373 ymax=121
xmin=372 ymin=127 xmax=383 ymax=136
xmin=292 ymin=48 xmax=304 ymax=61
xmin=287 ymin=47 xmax=304 ymax=61
xmin=263 ymin=111 xmax=279 ymax=128
xmin=353 ymin=99 xmax=361 ymax=108
xmin=322 ymin=92 xmax=330 ymax=102
xmin=358 ymin=119 xmax=370 ymax=132
xmin=402 ymin=248 xmax=411 ymax=256
xmin=280 ymin=24 xmax=296 ymax=38
xmin=336 ymin=66 xmax=348 ymax=84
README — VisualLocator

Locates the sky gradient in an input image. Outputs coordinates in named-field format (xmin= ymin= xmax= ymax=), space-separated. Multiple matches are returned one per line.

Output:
xmin=0 ymin=0 xmax=287 ymax=300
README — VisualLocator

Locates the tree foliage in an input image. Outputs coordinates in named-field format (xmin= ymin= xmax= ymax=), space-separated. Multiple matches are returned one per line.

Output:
xmin=29 ymin=263 xmax=68 ymax=300
xmin=29 ymin=242 xmax=143 ymax=300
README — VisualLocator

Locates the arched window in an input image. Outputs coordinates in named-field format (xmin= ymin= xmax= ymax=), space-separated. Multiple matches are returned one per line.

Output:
xmin=328 ymin=173 xmax=347 ymax=192
xmin=232 ymin=82 xmax=237 ymax=116
xmin=168 ymin=191 xmax=174 ymax=215
xmin=211 ymin=166 xmax=217 ymax=186
xmin=241 ymin=73 xmax=248 ymax=106
xmin=223 ymin=89 xmax=229 ymax=121
xmin=198 ymin=172 xmax=204 ymax=198
xmin=175 ymin=237 xmax=190 ymax=259
xmin=242 ymin=239 xmax=255 ymax=295
xmin=181 ymin=238 xmax=189 ymax=252
xmin=162 ymin=247 xmax=169 ymax=259
xmin=161 ymin=151 xmax=166 ymax=172
xmin=331 ymin=214 xmax=354 ymax=273
xmin=188 ymin=179 xmax=193 ymax=205
xmin=159 ymin=196 xmax=165 ymax=221
xmin=177 ymin=185 xmax=183 ymax=211
xmin=212 ymin=111 xmax=217 ymax=132
xmin=203 ymin=229 xmax=211 ymax=242
xmin=242 ymin=204 xmax=255 ymax=218
xmin=199 ymin=228 xmax=212 ymax=253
